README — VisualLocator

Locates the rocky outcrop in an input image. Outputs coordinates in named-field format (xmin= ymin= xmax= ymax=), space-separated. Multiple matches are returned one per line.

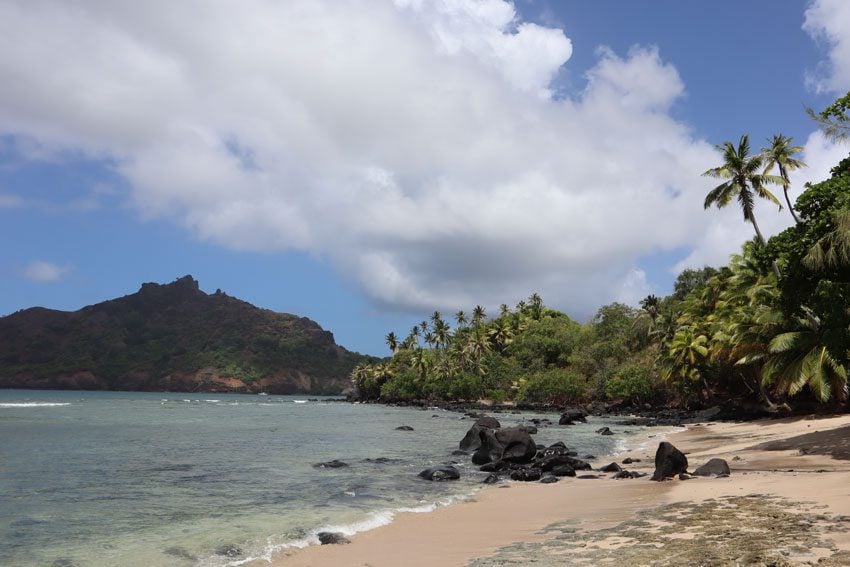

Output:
xmin=472 ymin=426 xmax=537 ymax=465
xmin=418 ymin=465 xmax=460 ymax=481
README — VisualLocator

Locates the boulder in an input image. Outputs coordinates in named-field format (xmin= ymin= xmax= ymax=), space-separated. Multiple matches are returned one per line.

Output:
xmin=599 ymin=462 xmax=622 ymax=473
xmin=551 ymin=465 xmax=576 ymax=477
xmin=318 ymin=532 xmax=350 ymax=545
xmin=559 ymin=409 xmax=588 ymax=425
xmin=510 ymin=468 xmax=542 ymax=482
xmin=479 ymin=460 xmax=510 ymax=473
xmin=577 ymin=474 xmax=602 ymax=479
xmin=472 ymin=426 xmax=537 ymax=465
xmin=534 ymin=454 xmax=583 ymax=472
xmin=622 ymin=457 xmax=640 ymax=464
xmin=596 ymin=427 xmax=614 ymax=435
xmin=650 ymin=442 xmax=688 ymax=481
xmin=476 ymin=416 xmax=501 ymax=429
xmin=458 ymin=416 xmax=501 ymax=452
xmin=482 ymin=473 xmax=500 ymax=484
xmin=418 ymin=465 xmax=460 ymax=481
xmin=313 ymin=460 xmax=349 ymax=469
xmin=693 ymin=458 xmax=731 ymax=477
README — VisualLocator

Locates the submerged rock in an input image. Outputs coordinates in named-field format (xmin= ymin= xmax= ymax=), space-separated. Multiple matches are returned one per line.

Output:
xmin=596 ymin=427 xmax=614 ymax=435
xmin=313 ymin=460 xmax=349 ymax=469
xmin=559 ymin=409 xmax=588 ymax=425
xmin=395 ymin=425 xmax=414 ymax=431
xmin=214 ymin=544 xmax=243 ymax=557
xmin=540 ymin=475 xmax=560 ymax=484
xmin=418 ymin=465 xmax=460 ymax=481
xmin=318 ymin=532 xmax=351 ymax=545
xmin=163 ymin=547 xmax=196 ymax=561
xmin=482 ymin=473 xmax=501 ymax=484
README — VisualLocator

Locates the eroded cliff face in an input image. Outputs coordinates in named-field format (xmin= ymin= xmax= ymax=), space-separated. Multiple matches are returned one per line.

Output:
xmin=0 ymin=276 xmax=365 ymax=394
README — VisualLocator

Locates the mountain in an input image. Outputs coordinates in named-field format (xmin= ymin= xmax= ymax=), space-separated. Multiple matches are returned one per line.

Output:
xmin=0 ymin=276 xmax=369 ymax=394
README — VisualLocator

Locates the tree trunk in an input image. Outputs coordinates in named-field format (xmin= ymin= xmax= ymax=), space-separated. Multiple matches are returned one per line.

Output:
xmin=779 ymin=164 xmax=800 ymax=224
xmin=749 ymin=213 xmax=783 ymax=280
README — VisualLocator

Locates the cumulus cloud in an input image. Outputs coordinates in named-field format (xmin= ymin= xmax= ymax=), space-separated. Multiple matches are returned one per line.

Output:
xmin=0 ymin=0 xmax=767 ymax=316
xmin=23 ymin=261 xmax=70 ymax=282
xmin=804 ymin=0 xmax=850 ymax=93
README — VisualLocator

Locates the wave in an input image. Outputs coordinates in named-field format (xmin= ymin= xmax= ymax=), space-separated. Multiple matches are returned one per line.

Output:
xmin=0 ymin=402 xmax=71 ymax=408
xmin=223 ymin=492 xmax=478 ymax=566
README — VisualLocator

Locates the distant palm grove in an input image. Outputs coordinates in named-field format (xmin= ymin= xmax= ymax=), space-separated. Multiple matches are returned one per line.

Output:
xmin=352 ymin=92 xmax=850 ymax=410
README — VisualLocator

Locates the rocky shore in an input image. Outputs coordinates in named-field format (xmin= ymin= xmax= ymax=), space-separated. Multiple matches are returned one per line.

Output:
xmin=270 ymin=413 xmax=850 ymax=566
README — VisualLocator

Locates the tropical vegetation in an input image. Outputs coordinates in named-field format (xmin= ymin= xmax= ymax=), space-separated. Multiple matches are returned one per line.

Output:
xmin=353 ymin=92 xmax=850 ymax=411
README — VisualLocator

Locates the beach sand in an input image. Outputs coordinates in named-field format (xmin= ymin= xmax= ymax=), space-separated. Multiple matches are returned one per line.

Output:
xmin=263 ymin=415 xmax=850 ymax=566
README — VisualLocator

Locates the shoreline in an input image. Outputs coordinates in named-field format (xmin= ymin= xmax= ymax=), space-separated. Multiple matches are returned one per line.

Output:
xmin=265 ymin=414 xmax=850 ymax=566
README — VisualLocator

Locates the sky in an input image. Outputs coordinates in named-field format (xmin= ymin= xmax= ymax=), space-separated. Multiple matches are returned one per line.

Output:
xmin=1 ymin=0 xmax=849 ymax=356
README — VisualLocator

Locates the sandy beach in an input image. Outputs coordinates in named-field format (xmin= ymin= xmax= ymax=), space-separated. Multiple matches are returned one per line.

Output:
xmin=265 ymin=415 xmax=850 ymax=566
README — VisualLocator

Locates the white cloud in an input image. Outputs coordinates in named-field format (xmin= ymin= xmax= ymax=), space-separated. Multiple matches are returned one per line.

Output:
xmin=804 ymin=0 xmax=850 ymax=93
xmin=0 ymin=0 xmax=763 ymax=316
xmin=23 ymin=261 xmax=70 ymax=282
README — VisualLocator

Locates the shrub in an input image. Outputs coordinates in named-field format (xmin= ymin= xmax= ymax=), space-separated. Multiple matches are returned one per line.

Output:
xmin=516 ymin=368 xmax=587 ymax=404
xmin=604 ymin=364 xmax=663 ymax=405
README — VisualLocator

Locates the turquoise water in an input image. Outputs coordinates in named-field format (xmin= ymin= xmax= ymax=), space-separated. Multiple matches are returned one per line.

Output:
xmin=0 ymin=390 xmax=636 ymax=566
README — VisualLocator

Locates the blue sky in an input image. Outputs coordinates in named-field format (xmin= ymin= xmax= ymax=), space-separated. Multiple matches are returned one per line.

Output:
xmin=1 ymin=0 xmax=848 ymax=356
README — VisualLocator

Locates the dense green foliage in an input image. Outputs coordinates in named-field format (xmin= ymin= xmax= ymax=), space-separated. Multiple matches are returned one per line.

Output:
xmin=0 ymin=276 xmax=366 ymax=391
xmin=354 ymin=93 xmax=850 ymax=410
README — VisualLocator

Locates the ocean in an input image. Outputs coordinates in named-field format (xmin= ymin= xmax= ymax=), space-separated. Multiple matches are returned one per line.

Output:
xmin=0 ymin=389 xmax=647 ymax=566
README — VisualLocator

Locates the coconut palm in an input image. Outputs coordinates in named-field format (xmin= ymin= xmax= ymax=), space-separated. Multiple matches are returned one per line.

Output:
xmin=528 ymin=293 xmax=543 ymax=320
xmin=703 ymin=135 xmax=784 ymax=246
xmin=454 ymin=310 xmax=468 ymax=328
xmin=762 ymin=134 xmax=806 ymax=224
xmin=761 ymin=316 xmax=848 ymax=403
xmin=803 ymin=209 xmax=850 ymax=270
xmin=472 ymin=305 xmax=486 ymax=328
xmin=385 ymin=332 xmax=399 ymax=355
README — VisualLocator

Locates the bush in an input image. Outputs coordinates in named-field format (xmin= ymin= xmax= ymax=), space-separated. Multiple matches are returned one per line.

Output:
xmin=516 ymin=368 xmax=587 ymax=404
xmin=380 ymin=369 xmax=423 ymax=400
xmin=604 ymin=364 xmax=662 ymax=405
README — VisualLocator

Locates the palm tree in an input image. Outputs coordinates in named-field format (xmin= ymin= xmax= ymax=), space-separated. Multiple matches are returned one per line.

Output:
xmin=761 ymin=316 xmax=848 ymax=403
xmin=703 ymin=135 xmax=784 ymax=246
xmin=803 ymin=209 xmax=850 ymax=270
xmin=471 ymin=305 xmax=486 ymax=328
xmin=454 ymin=310 xmax=467 ymax=329
xmin=762 ymin=134 xmax=806 ymax=224
xmin=528 ymin=293 xmax=543 ymax=320
xmin=385 ymin=332 xmax=399 ymax=355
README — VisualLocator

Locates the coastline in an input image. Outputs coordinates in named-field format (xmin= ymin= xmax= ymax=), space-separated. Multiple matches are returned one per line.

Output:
xmin=264 ymin=415 xmax=850 ymax=566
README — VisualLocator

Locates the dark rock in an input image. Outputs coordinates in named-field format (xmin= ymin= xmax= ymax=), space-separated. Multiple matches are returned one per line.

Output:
xmin=534 ymin=454 xmax=590 ymax=472
xmin=476 ymin=416 xmax=501 ymax=429
xmin=518 ymin=425 xmax=538 ymax=435
xmin=650 ymin=442 xmax=688 ymax=481
xmin=559 ymin=409 xmax=588 ymax=425
xmin=629 ymin=471 xmax=647 ymax=478
xmin=479 ymin=460 xmax=510 ymax=472
xmin=395 ymin=425 xmax=414 ymax=431
xmin=313 ymin=460 xmax=349 ymax=469
xmin=318 ymin=532 xmax=351 ymax=545
xmin=540 ymin=475 xmax=560 ymax=484
xmin=613 ymin=470 xmax=632 ymax=479
xmin=458 ymin=416 xmax=501 ymax=452
xmin=577 ymin=474 xmax=601 ymax=479
xmin=716 ymin=473 xmax=730 ymax=478
xmin=549 ymin=441 xmax=567 ymax=450
xmin=599 ymin=462 xmax=622 ymax=473
xmin=418 ymin=465 xmax=460 ymax=481
xmin=622 ymin=457 xmax=640 ymax=464
xmin=596 ymin=427 xmax=614 ymax=435
xmin=584 ymin=455 xmax=596 ymax=460
xmin=451 ymin=450 xmax=468 ymax=456
xmin=482 ymin=473 xmax=500 ymax=484
xmin=551 ymin=465 xmax=576 ymax=477
xmin=693 ymin=458 xmax=731 ymax=477
xmin=51 ymin=560 xmax=77 ymax=567
xmin=472 ymin=426 xmax=537 ymax=465
xmin=679 ymin=472 xmax=693 ymax=480
xmin=510 ymin=468 xmax=542 ymax=482
xmin=215 ymin=544 xmax=243 ymax=557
